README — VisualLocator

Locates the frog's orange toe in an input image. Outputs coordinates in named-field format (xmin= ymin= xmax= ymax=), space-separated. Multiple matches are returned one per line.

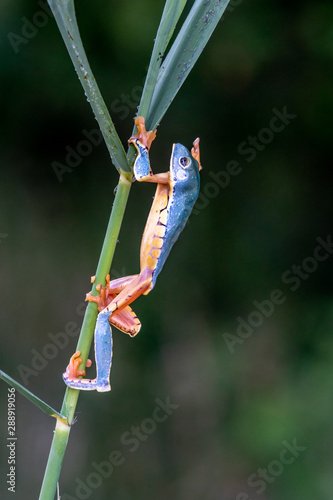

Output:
xmin=65 ymin=351 xmax=92 ymax=379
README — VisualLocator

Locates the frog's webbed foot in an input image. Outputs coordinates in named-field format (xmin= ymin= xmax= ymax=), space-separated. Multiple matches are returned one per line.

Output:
xmin=86 ymin=274 xmax=113 ymax=311
xmin=63 ymin=351 xmax=94 ymax=388
xmin=129 ymin=116 xmax=156 ymax=151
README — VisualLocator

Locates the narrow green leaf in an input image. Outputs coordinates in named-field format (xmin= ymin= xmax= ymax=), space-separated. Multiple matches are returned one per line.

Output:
xmin=147 ymin=0 xmax=231 ymax=130
xmin=48 ymin=0 xmax=130 ymax=173
xmin=0 ymin=370 xmax=68 ymax=425
xmin=137 ymin=0 xmax=188 ymax=122
xmin=163 ymin=0 xmax=189 ymax=49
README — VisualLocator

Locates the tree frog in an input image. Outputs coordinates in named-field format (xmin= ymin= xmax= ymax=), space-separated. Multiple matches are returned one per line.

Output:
xmin=63 ymin=117 xmax=202 ymax=391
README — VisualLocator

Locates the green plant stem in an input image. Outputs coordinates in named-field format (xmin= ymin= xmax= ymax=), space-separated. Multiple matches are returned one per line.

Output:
xmin=39 ymin=172 xmax=132 ymax=500
xmin=38 ymin=419 xmax=71 ymax=500
xmin=48 ymin=0 xmax=130 ymax=173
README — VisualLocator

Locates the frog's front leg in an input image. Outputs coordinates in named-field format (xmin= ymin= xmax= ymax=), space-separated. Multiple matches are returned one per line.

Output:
xmin=63 ymin=311 xmax=113 ymax=392
xmin=128 ymin=116 xmax=169 ymax=184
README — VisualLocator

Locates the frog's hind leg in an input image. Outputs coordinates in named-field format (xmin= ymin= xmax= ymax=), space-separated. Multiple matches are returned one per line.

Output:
xmin=87 ymin=274 xmax=142 ymax=336
xmin=109 ymin=305 xmax=141 ymax=337
xmin=86 ymin=274 xmax=139 ymax=311
xmin=63 ymin=311 xmax=112 ymax=392
xmin=106 ymin=268 xmax=154 ymax=326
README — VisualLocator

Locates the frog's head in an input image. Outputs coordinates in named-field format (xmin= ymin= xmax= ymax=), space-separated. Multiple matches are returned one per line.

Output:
xmin=170 ymin=139 xmax=202 ymax=190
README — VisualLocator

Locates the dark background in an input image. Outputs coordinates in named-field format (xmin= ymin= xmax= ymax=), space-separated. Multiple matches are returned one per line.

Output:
xmin=1 ymin=0 xmax=333 ymax=499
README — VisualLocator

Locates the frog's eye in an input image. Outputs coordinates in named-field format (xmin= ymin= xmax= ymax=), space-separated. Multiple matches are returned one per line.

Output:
xmin=179 ymin=156 xmax=191 ymax=168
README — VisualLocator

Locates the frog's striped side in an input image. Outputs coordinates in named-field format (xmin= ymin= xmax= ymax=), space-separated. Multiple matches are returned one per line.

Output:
xmin=103 ymin=131 xmax=201 ymax=318
xmin=150 ymin=143 xmax=201 ymax=286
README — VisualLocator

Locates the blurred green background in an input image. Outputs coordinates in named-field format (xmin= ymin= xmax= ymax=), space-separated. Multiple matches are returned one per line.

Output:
xmin=1 ymin=0 xmax=333 ymax=498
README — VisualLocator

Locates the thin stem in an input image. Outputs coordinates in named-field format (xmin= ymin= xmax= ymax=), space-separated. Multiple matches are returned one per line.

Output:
xmin=48 ymin=0 xmax=130 ymax=173
xmin=39 ymin=172 xmax=132 ymax=500
xmin=38 ymin=420 xmax=71 ymax=500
